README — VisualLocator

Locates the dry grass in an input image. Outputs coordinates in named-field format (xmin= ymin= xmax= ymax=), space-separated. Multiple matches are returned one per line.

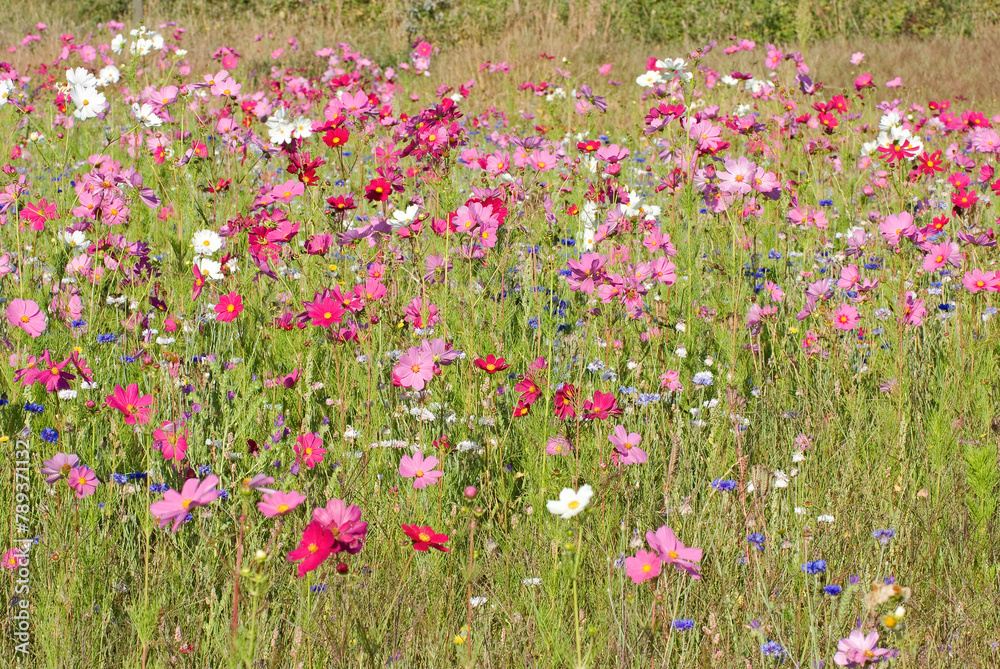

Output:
xmin=2 ymin=2 xmax=1000 ymax=111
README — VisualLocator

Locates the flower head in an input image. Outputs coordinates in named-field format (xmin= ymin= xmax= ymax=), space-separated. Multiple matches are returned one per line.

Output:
xmin=402 ymin=524 xmax=450 ymax=552
xmin=546 ymin=484 xmax=593 ymax=519
xmin=646 ymin=525 xmax=702 ymax=579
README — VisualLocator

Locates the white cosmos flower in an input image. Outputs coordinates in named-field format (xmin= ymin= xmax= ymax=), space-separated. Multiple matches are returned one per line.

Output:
xmin=111 ymin=34 xmax=125 ymax=54
xmin=635 ymin=71 xmax=662 ymax=88
xmin=773 ymin=470 xmax=790 ymax=488
xmin=66 ymin=67 xmax=97 ymax=89
xmin=290 ymin=116 xmax=313 ymax=140
xmin=469 ymin=597 xmax=488 ymax=608
xmin=195 ymin=256 xmax=224 ymax=280
xmin=61 ymin=230 xmax=88 ymax=247
xmin=70 ymin=86 xmax=106 ymax=120
xmin=817 ymin=514 xmax=835 ymax=523
xmin=132 ymin=102 xmax=162 ymax=128
xmin=546 ymin=484 xmax=593 ymax=519
xmin=389 ymin=204 xmax=419 ymax=230
xmin=191 ymin=229 xmax=223 ymax=256
xmin=97 ymin=65 xmax=120 ymax=86
xmin=0 ymin=80 xmax=15 ymax=107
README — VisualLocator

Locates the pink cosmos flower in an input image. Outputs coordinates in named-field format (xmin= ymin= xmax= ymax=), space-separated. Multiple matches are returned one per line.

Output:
xmin=608 ymin=425 xmax=647 ymax=465
xmin=67 ymin=466 xmax=99 ymax=498
xmin=922 ymin=240 xmax=962 ymax=272
xmin=258 ymin=490 xmax=307 ymax=517
xmin=20 ymin=198 xmax=59 ymax=231
xmin=398 ymin=450 xmax=444 ymax=489
xmin=149 ymin=475 xmax=223 ymax=532
xmin=646 ymin=525 xmax=703 ymax=579
xmin=7 ymin=298 xmax=47 ymax=338
xmin=286 ymin=521 xmax=335 ymax=578
xmin=837 ymin=264 xmax=860 ymax=290
xmin=393 ymin=347 xmax=435 ymax=391
xmin=41 ymin=452 xmax=80 ymax=484
xmin=963 ymin=268 xmax=1000 ymax=293
xmin=717 ymin=156 xmax=756 ymax=195
xmin=294 ymin=432 xmax=326 ymax=468
xmin=214 ymin=292 xmax=243 ymax=322
xmin=659 ymin=370 xmax=684 ymax=392
xmin=834 ymin=629 xmax=890 ymax=666
xmin=546 ymin=434 xmax=572 ymax=456
xmin=105 ymin=383 xmax=153 ymax=425
xmin=878 ymin=212 xmax=915 ymax=247
xmin=900 ymin=291 xmax=927 ymax=327
xmin=2 ymin=548 xmax=26 ymax=570
xmin=850 ymin=52 xmax=865 ymax=65
xmin=311 ymin=498 xmax=368 ymax=554
xmin=624 ymin=549 xmax=662 ymax=583
xmin=832 ymin=303 xmax=860 ymax=331
xmin=153 ymin=421 xmax=188 ymax=462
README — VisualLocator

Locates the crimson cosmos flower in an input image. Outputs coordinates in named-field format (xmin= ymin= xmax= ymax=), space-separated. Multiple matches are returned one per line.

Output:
xmin=473 ymin=354 xmax=509 ymax=374
xmin=402 ymin=524 xmax=450 ymax=552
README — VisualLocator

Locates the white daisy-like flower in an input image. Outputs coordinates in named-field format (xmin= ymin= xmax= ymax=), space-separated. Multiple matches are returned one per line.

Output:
xmin=773 ymin=470 xmax=790 ymax=488
xmin=635 ymin=70 xmax=662 ymax=88
xmin=546 ymin=484 xmax=594 ymax=519
xmin=191 ymin=229 xmax=223 ymax=256
xmin=131 ymin=102 xmax=162 ymax=128
xmin=195 ymin=256 xmax=224 ymax=280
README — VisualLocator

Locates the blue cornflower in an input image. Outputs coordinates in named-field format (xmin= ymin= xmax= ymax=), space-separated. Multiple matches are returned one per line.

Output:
xmin=672 ymin=618 xmax=695 ymax=631
xmin=712 ymin=478 xmax=738 ymax=491
xmin=310 ymin=584 xmax=328 ymax=593
xmin=96 ymin=333 xmax=117 ymax=343
xmin=818 ymin=199 xmax=833 ymax=206
xmin=112 ymin=473 xmax=127 ymax=485
xmin=70 ymin=319 xmax=87 ymax=328
xmin=527 ymin=317 xmax=539 ymax=329
xmin=761 ymin=641 xmax=786 ymax=659
xmin=24 ymin=402 xmax=44 ymax=413
xmin=883 ymin=575 xmax=895 ymax=585
xmin=824 ymin=584 xmax=842 ymax=596
xmin=802 ymin=560 xmax=827 ymax=575
xmin=218 ymin=490 xmax=229 ymax=500
xmin=198 ymin=465 xmax=211 ymax=476
xmin=768 ymin=250 xmax=782 ymax=260
xmin=692 ymin=371 xmax=714 ymax=387
xmin=0 ymin=398 xmax=7 ymax=406
xmin=635 ymin=393 xmax=661 ymax=406
xmin=149 ymin=483 xmax=169 ymax=493
xmin=748 ymin=533 xmax=766 ymax=550
xmin=40 ymin=428 xmax=59 ymax=443
xmin=618 ymin=386 xmax=637 ymax=395
xmin=872 ymin=529 xmax=895 ymax=545
xmin=126 ymin=472 xmax=148 ymax=480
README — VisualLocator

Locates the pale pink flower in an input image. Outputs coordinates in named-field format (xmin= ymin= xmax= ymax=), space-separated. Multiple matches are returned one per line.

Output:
xmin=398 ymin=450 xmax=443 ymax=489
xmin=257 ymin=490 xmax=307 ymax=517
xmin=608 ymin=425 xmax=647 ymax=465
xmin=7 ymin=298 xmax=47 ymax=338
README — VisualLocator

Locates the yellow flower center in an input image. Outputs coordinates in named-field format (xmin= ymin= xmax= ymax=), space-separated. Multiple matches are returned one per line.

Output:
xmin=304 ymin=448 xmax=312 ymax=456
xmin=308 ymin=543 xmax=319 ymax=554
xmin=668 ymin=550 xmax=679 ymax=559
xmin=181 ymin=499 xmax=192 ymax=509
xmin=324 ymin=312 xmax=332 ymax=319
xmin=642 ymin=564 xmax=651 ymax=572
xmin=863 ymin=651 xmax=875 ymax=658
xmin=277 ymin=504 xmax=289 ymax=512
xmin=568 ymin=501 xmax=579 ymax=509
xmin=50 ymin=366 xmax=60 ymax=375
xmin=486 ymin=363 xmax=495 ymax=371
xmin=415 ymin=470 xmax=424 ymax=477
xmin=20 ymin=315 xmax=29 ymax=323
xmin=884 ymin=616 xmax=897 ymax=628
xmin=77 ymin=476 xmax=87 ymax=485
xmin=227 ymin=304 xmax=235 ymax=312
xmin=418 ymin=533 xmax=430 ymax=542
xmin=411 ymin=364 xmax=420 ymax=372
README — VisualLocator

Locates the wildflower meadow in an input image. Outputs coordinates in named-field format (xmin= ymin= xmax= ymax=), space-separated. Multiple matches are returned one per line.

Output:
xmin=0 ymin=12 xmax=999 ymax=669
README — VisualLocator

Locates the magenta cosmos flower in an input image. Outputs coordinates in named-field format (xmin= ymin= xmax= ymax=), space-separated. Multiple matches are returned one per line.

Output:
xmin=287 ymin=521 xmax=335 ymax=578
xmin=624 ymin=549 xmax=662 ymax=584
xmin=294 ymin=432 xmax=326 ymax=468
xmin=834 ymin=629 xmax=890 ymax=666
xmin=149 ymin=475 xmax=224 ymax=532
xmin=393 ymin=347 xmax=435 ymax=391
xmin=214 ymin=292 xmax=243 ymax=322
xmin=7 ymin=298 xmax=47 ymax=338
xmin=583 ymin=391 xmax=622 ymax=420
xmin=311 ymin=498 xmax=368 ymax=554
xmin=646 ymin=525 xmax=703 ymax=579
xmin=67 ymin=466 xmax=99 ymax=498
xmin=608 ymin=425 xmax=647 ymax=465
xmin=398 ymin=450 xmax=444 ymax=489
xmin=41 ymin=452 xmax=80 ymax=484
xmin=832 ymin=303 xmax=860 ymax=331
xmin=258 ymin=490 xmax=307 ymax=518
xmin=921 ymin=240 xmax=961 ymax=273
xmin=106 ymin=383 xmax=153 ymax=425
